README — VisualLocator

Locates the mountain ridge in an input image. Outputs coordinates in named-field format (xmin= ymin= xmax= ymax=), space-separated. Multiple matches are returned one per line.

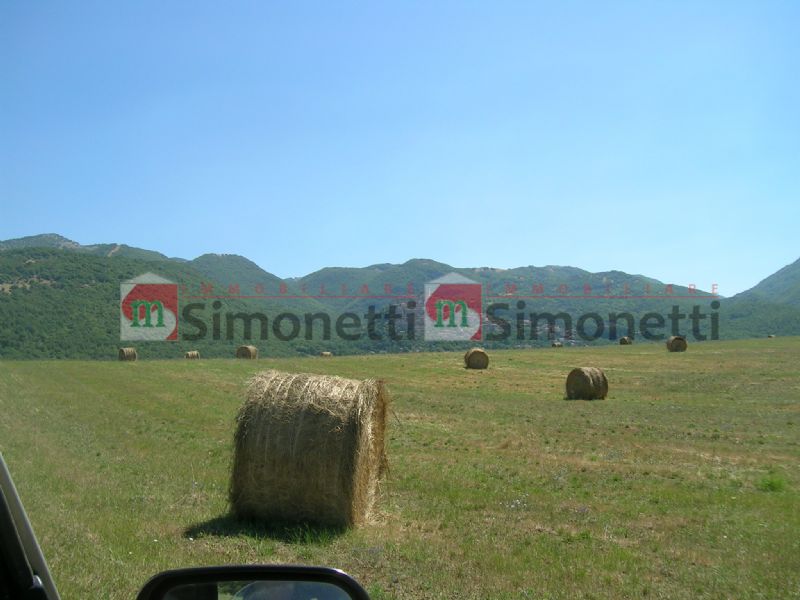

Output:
xmin=729 ymin=257 xmax=800 ymax=307
xmin=0 ymin=234 xmax=729 ymax=296
xmin=1 ymin=234 xmax=799 ymax=359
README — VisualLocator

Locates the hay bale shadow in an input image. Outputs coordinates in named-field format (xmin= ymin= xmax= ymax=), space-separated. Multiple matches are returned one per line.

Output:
xmin=184 ymin=513 xmax=347 ymax=544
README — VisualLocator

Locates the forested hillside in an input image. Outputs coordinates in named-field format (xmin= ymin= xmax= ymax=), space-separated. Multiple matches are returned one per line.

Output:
xmin=0 ymin=235 xmax=797 ymax=358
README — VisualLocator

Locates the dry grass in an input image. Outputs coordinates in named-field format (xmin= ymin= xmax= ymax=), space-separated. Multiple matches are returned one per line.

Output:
xmin=0 ymin=338 xmax=798 ymax=599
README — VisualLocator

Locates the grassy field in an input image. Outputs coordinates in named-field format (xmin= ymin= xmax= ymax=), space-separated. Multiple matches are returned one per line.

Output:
xmin=1 ymin=338 xmax=799 ymax=599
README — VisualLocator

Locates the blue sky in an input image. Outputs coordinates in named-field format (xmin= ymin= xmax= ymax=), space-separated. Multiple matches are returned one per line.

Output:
xmin=2 ymin=1 xmax=798 ymax=295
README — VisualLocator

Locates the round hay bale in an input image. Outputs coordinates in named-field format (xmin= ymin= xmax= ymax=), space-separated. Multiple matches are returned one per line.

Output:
xmin=464 ymin=348 xmax=489 ymax=369
xmin=619 ymin=336 xmax=633 ymax=345
xmin=118 ymin=347 xmax=137 ymax=361
xmin=320 ymin=351 xmax=333 ymax=357
xmin=666 ymin=336 xmax=688 ymax=352
xmin=565 ymin=367 xmax=608 ymax=400
xmin=236 ymin=345 xmax=258 ymax=359
xmin=185 ymin=350 xmax=200 ymax=359
xmin=552 ymin=341 xmax=563 ymax=348
xmin=230 ymin=370 xmax=389 ymax=528
xmin=767 ymin=334 xmax=776 ymax=338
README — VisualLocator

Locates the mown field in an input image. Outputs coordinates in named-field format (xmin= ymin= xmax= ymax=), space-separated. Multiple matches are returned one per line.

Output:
xmin=1 ymin=338 xmax=798 ymax=599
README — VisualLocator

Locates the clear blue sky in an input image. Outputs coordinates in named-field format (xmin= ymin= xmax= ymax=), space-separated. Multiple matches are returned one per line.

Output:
xmin=2 ymin=1 xmax=798 ymax=295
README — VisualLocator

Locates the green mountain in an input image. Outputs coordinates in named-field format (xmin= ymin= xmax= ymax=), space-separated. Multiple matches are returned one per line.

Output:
xmin=719 ymin=298 xmax=800 ymax=339
xmin=187 ymin=253 xmax=330 ymax=316
xmin=0 ymin=233 xmax=175 ymax=262
xmin=309 ymin=259 xmax=717 ymax=332
xmin=81 ymin=243 xmax=175 ymax=262
xmin=716 ymin=257 xmax=800 ymax=338
xmin=730 ymin=257 xmax=800 ymax=308
xmin=0 ymin=233 xmax=82 ymax=251
xmin=191 ymin=253 xmax=285 ymax=291
xmin=0 ymin=233 xmax=798 ymax=358
xmin=0 ymin=248 xmax=327 ymax=359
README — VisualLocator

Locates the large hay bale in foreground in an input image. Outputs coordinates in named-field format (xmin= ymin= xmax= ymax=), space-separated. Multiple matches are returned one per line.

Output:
xmin=118 ymin=347 xmax=137 ymax=361
xmin=666 ymin=336 xmax=688 ymax=352
xmin=230 ymin=370 xmax=388 ymax=527
xmin=619 ymin=336 xmax=633 ymax=345
xmin=464 ymin=348 xmax=489 ymax=369
xmin=185 ymin=350 xmax=200 ymax=359
xmin=565 ymin=367 xmax=608 ymax=400
xmin=236 ymin=345 xmax=258 ymax=359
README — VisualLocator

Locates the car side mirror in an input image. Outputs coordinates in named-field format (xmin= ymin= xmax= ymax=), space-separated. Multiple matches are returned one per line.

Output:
xmin=136 ymin=565 xmax=371 ymax=600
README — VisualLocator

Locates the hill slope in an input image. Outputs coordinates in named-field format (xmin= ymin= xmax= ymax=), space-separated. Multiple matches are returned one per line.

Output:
xmin=0 ymin=248 xmax=321 ymax=359
xmin=0 ymin=233 xmax=82 ymax=251
xmin=0 ymin=233 xmax=175 ymax=262
xmin=713 ymin=257 xmax=800 ymax=338
xmin=731 ymin=257 xmax=800 ymax=307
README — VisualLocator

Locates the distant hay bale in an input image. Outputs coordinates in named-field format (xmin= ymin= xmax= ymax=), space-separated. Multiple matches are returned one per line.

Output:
xmin=767 ymin=334 xmax=776 ymax=338
xmin=118 ymin=347 xmax=137 ymax=361
xmin=619 ymin=336 xmax=633 ymax=345
xmin=666 ymin=336 xmax=688 ymax=352
xmin=565 ymin=367 xmax=608 ymax=400
xmin=236 ymin=345 xmax=258 ymax=359
xmin=229 ymin=370 xmax=388 ymax=527
xmin=185 ymin=350 xmax=200 ymax=359
xmin=320 ymin=351 xmax=333 ymax=357
xmin=464 ymin=348 xmax=489 ymax=369
xmin=552 ymin=341 xmax=563 ymax=348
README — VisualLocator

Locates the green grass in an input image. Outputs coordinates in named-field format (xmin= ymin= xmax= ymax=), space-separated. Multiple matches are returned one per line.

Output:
xmin=1 ymin=338 xmax=799 ymax=599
